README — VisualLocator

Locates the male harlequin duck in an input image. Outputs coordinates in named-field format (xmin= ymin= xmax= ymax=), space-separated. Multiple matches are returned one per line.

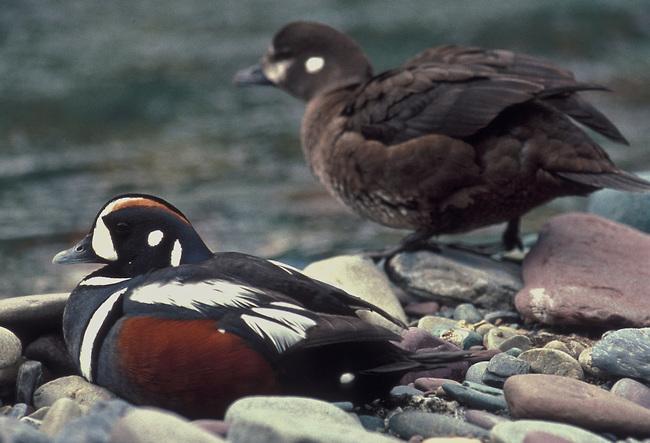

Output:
xmin=235 ymin=21 xmax=650 ymax=252
xmin=53 ymin=194 xmax=489 ymax=418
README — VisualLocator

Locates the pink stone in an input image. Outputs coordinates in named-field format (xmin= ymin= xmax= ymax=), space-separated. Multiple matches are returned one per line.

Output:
xmin=515 ymin=213 xmax=650 ymax=327
xmin=404 ymin=302 xmax=440 ymax=317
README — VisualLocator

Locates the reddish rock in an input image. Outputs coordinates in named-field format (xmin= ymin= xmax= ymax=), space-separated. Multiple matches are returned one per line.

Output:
xmin=404 ymin=302 xmax=440 ymax=317
xmin=523 ymin=431 xmax=572 ymax=443
xmin=515 ymin=213 xmax=650 ymax=327
xmin=414 ymin=378 xmax=460 ymax=393
xmin=463 ymin=409 xmax=508 ymax=430
xmin=504 ymin=374 xmax=650 ymax=436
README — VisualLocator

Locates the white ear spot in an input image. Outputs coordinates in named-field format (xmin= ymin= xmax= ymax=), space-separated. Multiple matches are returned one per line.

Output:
xmin=263 ymin=60 xmax=292 ymax=83
xmin=339 ymin=372 xmax=355 ymax=385
xmin=170 ymin=239 xmax=182 ymax=266
xmin=305 ymin=57 xmax=324 ymax=74
xmin=147 ymin=230 xmax=164 ymax=247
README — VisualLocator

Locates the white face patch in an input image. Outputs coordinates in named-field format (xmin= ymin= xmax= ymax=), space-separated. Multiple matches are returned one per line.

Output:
xmin=91 ymin=197 xmax=141 ymax=261
xmin=79 ymin=287 xmax=127 ymax=382
xmin=147 ymin=230 xmax=164 ymax=247
xmin=170 ymin=240 xmax=182 ymax=266
xmin=80 ymin=276 xmax=131 ymax=287
xmin=263 ymin=59 xmax=293 ymax=83
xmin=339 ymin=372 xmax=355 ymax=385
xmin=305 ymin=56 xmax=324 ymax=74
xmin=129 ymin=279 xmax=260 ymax=311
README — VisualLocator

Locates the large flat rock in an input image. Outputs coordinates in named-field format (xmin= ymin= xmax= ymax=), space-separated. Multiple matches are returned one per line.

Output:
xmin=0 ymin=293 xmax=69 ymax=339
xmin=515 ymin=213 xmax=650 ymax=327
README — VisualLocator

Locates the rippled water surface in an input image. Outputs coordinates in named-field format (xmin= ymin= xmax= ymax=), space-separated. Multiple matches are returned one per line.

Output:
xmin=2 ymin=1 xmax=650 ymax=295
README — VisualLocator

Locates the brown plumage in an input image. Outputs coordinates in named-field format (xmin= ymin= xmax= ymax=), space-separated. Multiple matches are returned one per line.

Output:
xmin=235 ymin=21 xmax=649 ymax=250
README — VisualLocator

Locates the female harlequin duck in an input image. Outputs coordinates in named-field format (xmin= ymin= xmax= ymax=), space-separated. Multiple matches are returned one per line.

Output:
xmin=235 ymin=21 xmax=650 ymax=252
xmin=53 ymin=194 xmax=488 ymax=418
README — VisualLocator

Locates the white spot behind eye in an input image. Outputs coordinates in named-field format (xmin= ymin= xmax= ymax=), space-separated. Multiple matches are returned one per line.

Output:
xmin=147 ymin=230 xmax=164 ymax=247
xmin=170 ymin=239 xmax=182 ymax=266
xmin=339 ymin=372 xmax=355 ymax=384
xmin=263 ymin=60 xmax=292 ymax=83
xmin=305 ymin=56 xmax=324 ymax=74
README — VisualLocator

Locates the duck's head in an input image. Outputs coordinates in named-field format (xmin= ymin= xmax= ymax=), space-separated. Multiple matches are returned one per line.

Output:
xmin=53 ymin=194 xmax=212 ymax=277
xmin=235 ymin=21 xmax=372 ymax=101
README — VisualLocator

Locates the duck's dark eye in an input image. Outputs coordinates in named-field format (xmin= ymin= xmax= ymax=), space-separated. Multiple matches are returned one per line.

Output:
xmin=115 ymin=222 xmax=131 ymax=234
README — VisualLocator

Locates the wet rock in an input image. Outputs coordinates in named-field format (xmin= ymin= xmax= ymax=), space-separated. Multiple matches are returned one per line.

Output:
xmin=110 ymin=408 xmax=225 ymax=443
xmin=592 ymin=328 xmax=650 ymax=383
xmin=463 ymin=409 xmax=508 ymax=430
xmin=226 ymin=396 xmax=399 ymax=443
xmin=40 ymin=398 xmax=83 ymax=437
xmin=515 ymin=213 xmax=650 ymax=327
xmin=483 ymin=353 xmax=530 ymax=387
xmin=417 ymin=316 xmax=459 ymax=336
xmin=453 ymin=304 xmax=483 ymax=323
xmin=7 ymin=403 xmax=29 ymax=419
xmin=16 ymin=360 xmax=43 ymax=404
xmin=491 ymin=419 xmax=608 ymax=443
xmin=442 ymin=383 xmax=508 ymax=412
xmin=465 ymin=362 xmax=489 ymax=384
xmin=518 ymin=349 xmax=583 ymax=379
xmin=497 ymin=335 xmax=532 ymax=352
xmin=0 ymin=416 xmax=52 ymax=443
xmin=303 ymin=255 xmax=407 ymax=326
xmin=54 ymin=399 xmax=132 ymax=443
xmin=34 ymin=376 xmax=115 ymax=411
xmin=484 ymin=327 xmax=520 ymax=350
xmin=0 ymin=293 xmax=69 ymax=339
xmin=504 ymin=374 xmax=650 ymax=436
xmin=405 ymin=302 xmax=440 ymax=317
xmin=577 ymin=348 xmax=602 ymax=378
xmin=25 ymin=334 xmax=78 ymax=377
xmin=387 ymin=249 xmax=521 ymax=310
xmin=388 ymin=411 xmax=489 ymax=440
xmin=610 ymin=378 xmax=650 ymax=409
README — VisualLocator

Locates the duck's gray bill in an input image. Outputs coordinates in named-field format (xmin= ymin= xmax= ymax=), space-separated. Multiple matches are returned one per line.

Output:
xmin=52 ymin=234 xmax=100 ymax=264
xmin=234 ymin=64 xmax=273 ymax=86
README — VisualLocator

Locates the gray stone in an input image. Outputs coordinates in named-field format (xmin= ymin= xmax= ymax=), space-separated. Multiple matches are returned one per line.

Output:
xmin=358 ymin=415 xmax=384 ymax=432
xmin=414 ymin=377 xmax=460 ymax=392
xmin=0 ymin=293 xmax=69 ymax=338
xmin=543 ymin=340 xmax=572 ymax=356
xmin=592 ymin=328 xmax=650 ymax=383
xmin=303 ymin=255 xmax=407 ymax=326
xmin=465 ymin=362 xmax=489 ymax=384
xmin=504 ymin=374 xmax=650 ymax=436
xmin=441 ymin=328 xmax=483 ymax=350
xmin=464 ymin=409 xmax=509 ymax=430
xmin=484 ymin=311 xmax=521 ymax=324
xmin=387 ymin=249 xmax=522 ymax=310
xmin=16 ymin=360 xmax=43 ymax=405
xmin=0 ymin=327 xmax=22 ymax=369
xmin=498 ymin=335 xmax=533 ymax=352
xmin=20 ymin=416 xmax=42 ymax=430
xmin=610 ymin=378 xmax=650 ymax=409
xmin=404 ymin=301 xmax=440 ymax=317
xmin=577 ymin=347 xmax=603 ymax=378
xmin=463 ymin=381 xmax=505 ymax=396
xmin=518 ymin=349 xmax=583 ymax=379
xmin=41 ymin=398 xmax=83 ymax=437
xmin=417 ymin=316 xmax=459 ymax=336
xmin=483 ymin=353 xmax=530 ymax=388
xmin=388 ymin=411 xmax=489 ymax=439
xmin=34 ymin=376 xmax=115 ymax=411
xmin=505 ymin=348 xmax=523 ymax=357
xmin=192 ymin=419 xmax=229 ymax=438
xmin=25 ymin=334 xmax=78 ymax=377
xmin=491 ymin=419 xmax=608 ymax=443
xmin=588 ymin=176 xmax=650 ymax=233
xmin=28 ymin=407 xmax=50 ymax=420
xmin=7 ymin=403 xmax=29 ymax=419
xmin=442 ymin=383 xmax=508 ymax=412
xmin=53 ymin=399 xmax=132 ymax=443
xmin=390 ymin=385 xmax=424 ymax=400
xmin=226 ymin=396 xmax=399 ymax=443
xmin=0 ymin=416 xmax=52 ymax=443
xmin=484 ymin=327 xmax=520 ymax=350
xmin=331 ymin=401 xmax=354 ymax=412
xmin=109 ymin=408 xmax=225 ymax=443
xmin=515 ymin=213 xmax=650 ymax=328
xmin=453 ymin=304 xmax=483 ymax=323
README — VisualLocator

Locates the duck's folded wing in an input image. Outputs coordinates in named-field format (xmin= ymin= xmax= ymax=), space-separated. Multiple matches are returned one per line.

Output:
xmin=401 ymin=45 xmax=627 ymax=144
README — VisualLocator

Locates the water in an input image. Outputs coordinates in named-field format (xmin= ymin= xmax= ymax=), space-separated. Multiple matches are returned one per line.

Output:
xmin=2 ymin=0 xmax=650 ymax=296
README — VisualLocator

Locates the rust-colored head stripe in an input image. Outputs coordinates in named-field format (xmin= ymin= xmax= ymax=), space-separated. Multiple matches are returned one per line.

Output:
xmin=112 ymin=198 xmax=191 ymax=224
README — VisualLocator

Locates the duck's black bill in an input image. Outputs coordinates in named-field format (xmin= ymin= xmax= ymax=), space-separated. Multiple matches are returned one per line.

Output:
xmin=234 ymin=64 xmax=273 ymax=86
xmin=52 ymin=234 xmax=102 ymax=265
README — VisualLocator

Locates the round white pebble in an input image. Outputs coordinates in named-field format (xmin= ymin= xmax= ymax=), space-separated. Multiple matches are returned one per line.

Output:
xmin=0 ymin=327 xmax=22 ymax=368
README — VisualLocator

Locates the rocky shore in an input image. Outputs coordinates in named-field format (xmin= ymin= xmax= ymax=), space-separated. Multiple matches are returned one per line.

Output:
xmin=1 ymin=212 xmax=650 ymax=442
